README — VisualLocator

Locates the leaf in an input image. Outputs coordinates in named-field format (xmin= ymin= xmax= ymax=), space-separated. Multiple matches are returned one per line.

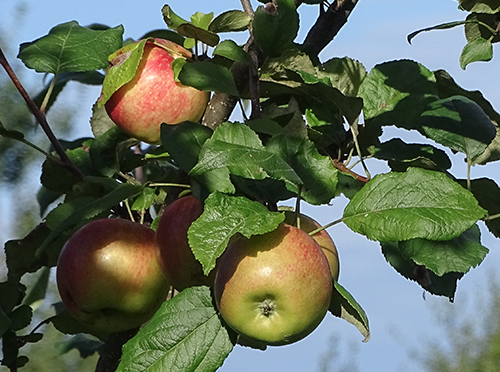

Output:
xmin=343 ymin=167 xmax=487 ymax=242
xmin=209 ymin=10 xmax=252 ymax=33
xmin=407 ymin=20 xmax=469 ymax=44
xmin=213 ymin=40 xmax=251 ymax=65
xmin=21 ymin=267 xmax=51 ymax=310
xmin=460 ymin=37 xmax=493 ymax=69
xmin=131 ymin=188 xmax=157 ymax=211
xmin=329 ymin=282 xmax=370 ymax=342
xmin=188 ymin=192 xmax=285 ymax=275
xmin=162 ymin=5 xmax=189 ymax=29
xmin=252 ymin=0 xmax=299 ymax=57
xmin=9 ymin=305 xmax=32 ymax=331
xmin=320 ymin=57 xmax=368 ymax=97
xmin=50 ymin=308 xmax=108 ymax=339
xmin=35 ymin=183 xmax=144 ymax=259
xmin=359 ymin=60 xmax=439 ymax=130
xmin=0 ymin=121 xmax=24 ymax=141
xmin=18 ymin=21 xmax=123 ymax=74
xmin=397 ymin=224 xmax=488 ymax=276
xmin=0 ymin=308 xmax=10 ymax=338
xmin=90 ymin=101 xmax=117 ymax=138
xmin=421 ymin=95 xmax=497 ymax=162
xmin=368 ymin=138 xmax=452 ymax=172
xmin=190 ymin=122 xmax=302 ymax=189
xmin=55 ymin=334 xmax=103 ymax=358
xmin=459 ymin=0 xmax=500 ymax=13
xmin=381 ymin=241 xmax=464 ymax=300
xmin=116 ymin=286 xmax=234 ymax=372
xmin=266 ymin=135 xmax=339 ymax=205
xmin=178 ymin=61 xmax=239 ymax=96
xmin=89 ymin=126 xmax=133 ymax=177
xmin=176 ymin=24 xmax=220 ymax=48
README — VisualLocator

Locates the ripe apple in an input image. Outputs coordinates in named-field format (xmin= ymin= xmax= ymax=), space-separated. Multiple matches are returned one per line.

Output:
xmin=214 ymin=223 xmax=333 ymax=346
xmin=103 ymin=38 xmax=210 ymax=144
xmin=56 ymin=218 xmax=170 ymax=335
xmin=155 ymin=195 xmax=215 ymax=291
xmin=284 ymin=211 xmax=340 ymax=281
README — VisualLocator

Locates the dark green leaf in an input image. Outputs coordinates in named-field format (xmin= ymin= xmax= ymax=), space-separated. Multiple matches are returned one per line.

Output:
xmin=343 ymin=167 xmax=487 ymax=241
xmin=18 ymin=21 xmax=123 ymax=74
xmin=55 ymin=334 xmax=103 ymax=358
xmin=89 ymin=126 xmax=132 ymax=177
xmin=459 ymin=0 xmax=500 ymax=13
xmin=213 ymin=40 xmax=251 ymax=65
xmin=45 ymin=196 xmax=98 ymax=230
xmin=252 ymin=0 xmax=299 ymax=57
xmin=421 ymin=95 xmax=496 ymax=162
xmin=368 ymin=138 xmax=452 ymax=171
xmin=0 ymin=121 xmax=24 ymax=141
xmin=209 ymin=10 xmax=252 ymax=33
xmin=9 ymin=305 xmax=32 ymax=332
xmin=178 ymin=61 xmax=239 ymax=96
xmin=188 ymin=192 xmax=285 ymax=275
xmin=21 ymin=267 xmax=51 ymax=309
xmin=50 ymin=308 xmax=108 ymax=339
xmin=162 ymin=5 xmax=189 ymax=29
xmin=176 ymin=24 xmax=219 ymax=47
xmin=329 ymin=282 xmax=370 ymax=342
xmin=0 ymin=308 xmax=10 ymax=338
xmin=407 ymin=21 xmax=469 ymax=44
xmin=116 ymin=286 xmax=234 ymax=372
xmin=90 ymin=101 xmax=117 ymax=138
xmin=321 ymin=57 xmax=368 ymax=97
xmin=381 ymin=241 xmax=463 ymax=300
xmin=460 ymin=38 xmax=493 ymax=69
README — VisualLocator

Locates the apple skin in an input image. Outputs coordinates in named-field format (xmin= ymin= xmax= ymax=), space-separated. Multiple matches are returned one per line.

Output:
xmin=214 ymin=223 xmax=333 ymax=346
xmin=56 ymin=218 xmax=170 ymax=335
xmin=104 ymin=38 xmax=210 ymax=144
xmin=284 ymin=211 xmax=340 ymax=281
xmin=155 ymin=195 xmax=214 ymax=291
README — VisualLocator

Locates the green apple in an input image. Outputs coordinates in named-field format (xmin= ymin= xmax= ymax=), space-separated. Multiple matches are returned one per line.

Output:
xmin=104 ymin=38 xmax=210 ymax=144
xmin=214 ymin=223 xmax=333 ymax=346
xmin=56 ymin=218 xmax=170 ymax=335
xmin=284 ymin=211 xmax=340 ymax=281
xmin=155 ymin=195 xmax=215 ymax=291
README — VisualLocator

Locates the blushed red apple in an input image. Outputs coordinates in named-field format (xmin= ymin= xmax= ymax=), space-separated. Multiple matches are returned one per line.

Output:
xmin=155 ymin=195 xmax=215 ymax=291
xmin=214 ymin=223 xmax=332 ymax=346
xmin=56 ymin=218 xmax=170 ymax=335
xmin=103 ymin=38 xmax=210 ymax=144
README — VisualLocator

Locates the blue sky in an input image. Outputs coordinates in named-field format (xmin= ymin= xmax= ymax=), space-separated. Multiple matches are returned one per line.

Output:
xmin=2 ymin=1 xmax=500 ymax=371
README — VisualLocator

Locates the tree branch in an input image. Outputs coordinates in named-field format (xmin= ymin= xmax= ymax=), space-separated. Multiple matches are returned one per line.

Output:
xmin=303 ymin=0 xmax=359 ymax=57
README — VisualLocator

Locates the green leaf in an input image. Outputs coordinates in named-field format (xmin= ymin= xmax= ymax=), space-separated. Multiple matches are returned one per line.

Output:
xmin=50 ymin=308 xmax=108 ymax=339
xmin=397 ymin=224 xmax=488 ymax=276
xmin=252 ymin=0 xmax=299 ymax=57
xmin=343 ymin=167 xmax=487 ymax=242
xmin=0 ymin=121 xmax=24 ymax=141
xmin=178 ymin=61 xmax=238 ymax=96
xmin=35 ymin=183 xmax=144 ymax=259
xmin=266 ymin=135 xmax=339 ymax=205
xmin=359 ymin=60 xmax=438 ymax=130
xmin=329 ymin=282 xmax=370 ymax=342
xmin=188 ymin=192 xmax=285 ymax=275
xmin=190 ymin=122 xmax=302 ymax=189
xmin=0 ymin=307 xmax=10 ymax=338
xmin=162 ymin=5 xmax=189 ymax=29
xmin=55 ymin=334 xmax=103 ymax=358
xmin=98 ymin=39 xmax=147 ymax=107
xmin=177 ymin=24 xmax=220 ymax=48
xmin=368 ymin=138 xmax=452 ymax=172
xmin=460 ymin=37 xmax=493 ymax=69
xmin=89 ymin=126 xmax=133 ymax=177
xmin=321 ymin=57 xmax=368 ymax=97
xmin=407 ymin=20 xmax=469 ymax=44
xmin=381 ymin=241 xmax=464 ymax=300
xmin=421 ymin=95 xmax=496 ymax=162
xmin=116 ymin=286 xmax=234 ymax=372
xmin=131 ymin=188 xmax=157 ymax=211
xmin=209 ymin=10 xmax=252 ymax=33
xmin=190 ymin=12 xmax=214 ymax=30
xmin=21 ymin=267 xmax=51 ymax=311
xmin=459 ymin=0 xmax=500 ymax=13
xmin=18 ymin=21 xmax=123 ymax=74
xmin=213 ymin=40 xmax=251 ymax=65
xmin=9 ymin=305 xmax=32 ymax=332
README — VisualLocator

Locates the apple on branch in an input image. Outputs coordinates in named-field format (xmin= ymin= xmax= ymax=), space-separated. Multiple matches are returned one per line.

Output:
xmin=214 ymin=223 xmax=333 ymax=346
xmin=100 ymin=38 xmax=210 ymax=144
xmin=56 ymin=218 xmax=170 ymax=335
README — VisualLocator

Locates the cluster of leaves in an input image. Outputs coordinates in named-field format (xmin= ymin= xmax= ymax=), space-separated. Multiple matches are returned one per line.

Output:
xmin=1 ymin=0 xmax=500 ymax=371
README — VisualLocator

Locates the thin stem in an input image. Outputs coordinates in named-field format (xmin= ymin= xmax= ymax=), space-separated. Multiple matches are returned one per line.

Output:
xmin=39 ymin=75 xmax=57 ymax=113
xmin=0 ymin=47 xmax=85 ymax=181
xmin=484 ymin=213 xmax=500 ymax=221
xmin=149 ymin=183 xmax=191 ymax=188
xmin=124 ymin=199 xmax=135 ymax=222
xmin=295 ymin=185 xmax=303 ymax=230
xmin=308 ymin=217 xmax=344 ymax=236
xmin=467 ymin=159 xmax=472 ymax=191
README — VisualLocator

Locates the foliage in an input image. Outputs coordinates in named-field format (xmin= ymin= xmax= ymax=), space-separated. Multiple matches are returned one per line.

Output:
xmin=1 ymin=1 xmax=500 ymax=371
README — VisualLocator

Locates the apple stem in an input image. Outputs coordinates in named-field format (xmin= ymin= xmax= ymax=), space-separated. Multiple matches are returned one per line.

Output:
xmin=308 ymin=217 xmax=343 ymax=237
xmin=294 ymin=185 xmax=303 ymax=230
xmin=0 ymin=47 xmax=86 ymax=181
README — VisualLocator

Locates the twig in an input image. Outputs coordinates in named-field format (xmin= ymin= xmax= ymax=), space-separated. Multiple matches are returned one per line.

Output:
xmin=240 ymin=0 xmax=254 ymax=17
xmin=332 ymin=159 xmax=369 ymax=183
xmin=94 ymin=328 xmax=139 ymax=372
xmin=0 ymin=47 xmax=85 ymax=181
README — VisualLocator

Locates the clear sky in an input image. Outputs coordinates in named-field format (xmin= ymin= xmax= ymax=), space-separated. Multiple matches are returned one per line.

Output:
xmin=2 ymin=1 xmax=500 ymax=371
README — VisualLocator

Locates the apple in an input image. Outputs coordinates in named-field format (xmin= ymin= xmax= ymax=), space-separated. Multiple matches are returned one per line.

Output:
xmin=284 ymin=211 xmax=340 ymax=281
xmin=214 ymin=223 xmax=333 ymax=346
xmin=103 ymin=38 xmax=210 ymax=144
xmin=155 ymin=195 xmax=215 ymax=291
xmin=56 ymin=218 xmax=170 ymax=335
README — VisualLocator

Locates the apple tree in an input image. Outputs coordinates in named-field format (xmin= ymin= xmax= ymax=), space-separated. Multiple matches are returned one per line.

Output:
xmin=1 ymin=0 xmax=500 ymax=371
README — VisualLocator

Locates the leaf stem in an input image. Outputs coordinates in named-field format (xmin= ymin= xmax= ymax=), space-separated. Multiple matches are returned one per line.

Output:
xmin=149 ymin=182 xmax=191 ymax=188
xmin=484 ymin=213 xmax=500 ymax=221
xmin=0 ymin=47 xmax=85 ymax=181
xmin=39 ymin=74 xmax=57 ymax=113
xmin=308 ymin=217 xmax=344 ymax=236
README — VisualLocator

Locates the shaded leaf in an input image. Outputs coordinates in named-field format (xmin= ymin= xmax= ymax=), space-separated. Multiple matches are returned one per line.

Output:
xmin=178 ymin=61 xmax=238 ymax=96
xmin=329 ymin=282 xmax=370 ymax=342
xmin=21 ymin=266 xmax=51 ymax=310
xmin=407 ymin=20 xmax=468 ymax=44
xmin=18 ymin=21 xmax=123 ymax=74
xmin=213 ymin=40 xmax=251 ymax=65
xmin=459 ymin=0 xmax=500 ymax=13
xmin=188 ymin=192 xmax=285 ymax=275
xmin=320 ymin=57 xmax=368 ymax=97
xmin=343 ymin=167 xmax=487 ymax=242
xmin=89 ymin=126 xmax=133 ymax=177
xmin=116 ymin=286 xmax=234 ymax=372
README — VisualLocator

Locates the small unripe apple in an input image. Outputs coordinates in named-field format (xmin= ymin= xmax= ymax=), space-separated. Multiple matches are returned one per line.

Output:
xmin=56 ymin=218 xmax=170 ymax=335
xmin=104 ymin=38 xmax=210 ymax=144
xmin=284 ymin=211 xmax=340 ymax=281
xmin=214 ymin=224 xmax=333 ymax=346
xmin=155 ymin=195 xmax=214 ymax=291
